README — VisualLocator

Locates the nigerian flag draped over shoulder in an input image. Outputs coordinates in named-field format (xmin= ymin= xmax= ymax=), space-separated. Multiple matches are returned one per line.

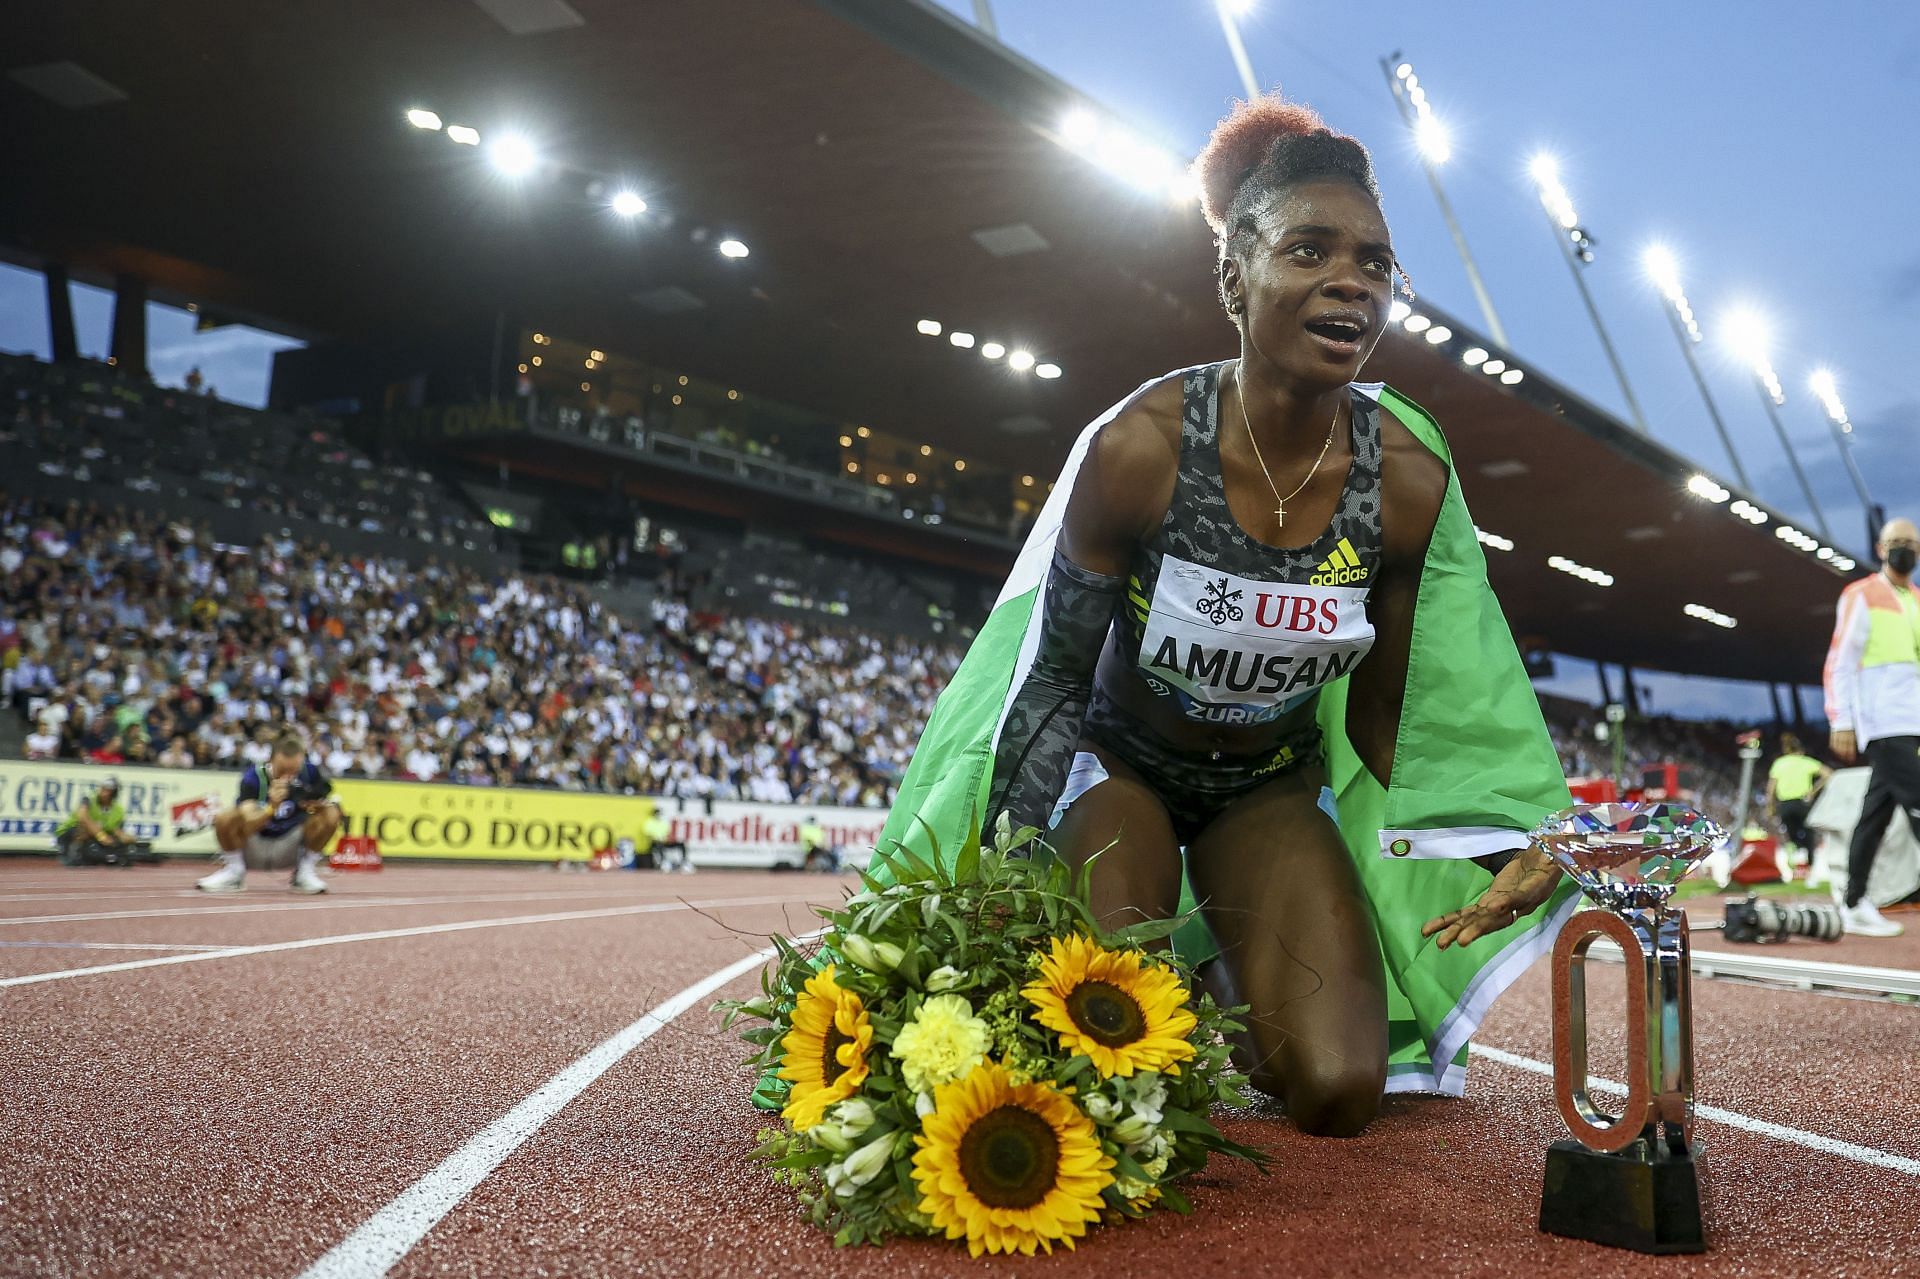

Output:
xmin=877 ymin=372 xmax=1579 ymax=1096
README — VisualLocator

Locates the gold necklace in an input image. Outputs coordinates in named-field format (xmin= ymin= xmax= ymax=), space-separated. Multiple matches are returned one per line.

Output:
xmin=1236 ymin=363 xmax=1339 ymax=530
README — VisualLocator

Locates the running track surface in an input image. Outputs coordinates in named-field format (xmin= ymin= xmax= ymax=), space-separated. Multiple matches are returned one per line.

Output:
xmin=3 ymin=860 xmax=1916 ymax=1278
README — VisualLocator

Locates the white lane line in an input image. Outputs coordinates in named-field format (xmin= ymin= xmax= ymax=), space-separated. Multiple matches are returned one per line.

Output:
xmin=0 ymin=894 xmax=824 ymax=989
xmin=0 ymin=940 xmax=239 ymax=952
xmin=0 ymin=889 xmax=779 ymax=927
xmin=294 ymin=940 xmax=798 ymax=1279
xmin=0 ymin=885 xmax=740 ymax=904
xmin=1470 ymin=1044 xmax=1920 ymax=1177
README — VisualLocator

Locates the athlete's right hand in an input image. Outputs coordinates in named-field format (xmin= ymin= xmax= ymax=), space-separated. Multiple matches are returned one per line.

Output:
xmin=268 ymin=778 xmax=292 ymax=803
xmin=1830 ymin=729 xmax=1856 ymax=764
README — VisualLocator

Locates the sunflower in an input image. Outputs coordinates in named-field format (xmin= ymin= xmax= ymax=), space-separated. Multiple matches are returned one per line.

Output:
xmin=778 ymin=965 xmax=873 ymax=1131
xmin=1022 ymin=935 xmax=1198 ymax=1078
xmin=913 ymin=1061 xmax=1114 ymax=1257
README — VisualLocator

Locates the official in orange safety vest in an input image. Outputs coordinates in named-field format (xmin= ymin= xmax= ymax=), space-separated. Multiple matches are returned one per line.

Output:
xmin=1823 ymin=516 xmax=1920 ymax=937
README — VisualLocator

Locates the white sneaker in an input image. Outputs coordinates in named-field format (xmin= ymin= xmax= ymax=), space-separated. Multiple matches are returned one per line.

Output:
xmin=678 ymin=862 xmax=696 ymax=874
xmin=196 ymin=863 xmax=247 ymax=893
xmin=1841 ymin=900 xmax=1904 ymax=938
xmin=290 ymin=863 xmax=330 ymax=895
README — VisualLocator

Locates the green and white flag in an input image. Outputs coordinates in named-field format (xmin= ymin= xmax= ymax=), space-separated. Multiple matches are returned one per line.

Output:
xmin=877 ymin=373 xmax=1579 ymax=1095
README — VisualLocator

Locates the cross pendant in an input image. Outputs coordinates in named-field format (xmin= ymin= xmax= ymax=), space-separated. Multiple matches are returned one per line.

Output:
xmin=1273 ymin=503 xmax=1285 ymax=529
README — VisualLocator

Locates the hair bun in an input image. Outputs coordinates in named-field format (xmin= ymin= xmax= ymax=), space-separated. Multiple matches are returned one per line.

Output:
xmin=1194 ymin=98 xmax=1334 ymax=235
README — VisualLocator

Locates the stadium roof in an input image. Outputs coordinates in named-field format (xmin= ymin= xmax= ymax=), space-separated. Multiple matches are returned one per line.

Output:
xmin=0 ymin=0 xmax=1861 ymax=684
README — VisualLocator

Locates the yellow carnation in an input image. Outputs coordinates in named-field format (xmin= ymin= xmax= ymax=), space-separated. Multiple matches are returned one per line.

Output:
xmin=890 ymin=994 xmax=992 ymax=1093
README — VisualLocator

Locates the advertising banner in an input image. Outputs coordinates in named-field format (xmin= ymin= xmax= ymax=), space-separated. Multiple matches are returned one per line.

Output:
xmin=330 ymin=779 xmax=655 ymax=861
xmin=0 ymin=760 xmax=237 ymax=853
xmin=0 ymin=760 xmax=892 ymax=869
xmin=653 ymin=799 xmax=888 ymax=870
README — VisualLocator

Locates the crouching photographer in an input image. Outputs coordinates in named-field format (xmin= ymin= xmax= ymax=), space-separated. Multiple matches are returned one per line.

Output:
xmin=55 ymin=778 xmax=156 ymax=867
xmin=197 ymin=731 xmax=342 ymax=895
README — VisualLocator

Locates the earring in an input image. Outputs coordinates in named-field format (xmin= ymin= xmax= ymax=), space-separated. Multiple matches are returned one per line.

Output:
xmin=1227 ymin=297 xmax=1244 ymax=315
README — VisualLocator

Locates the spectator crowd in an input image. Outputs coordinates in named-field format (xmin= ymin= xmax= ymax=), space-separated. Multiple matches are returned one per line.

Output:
xmin=2 ymin=495 xmax=960 ymax=807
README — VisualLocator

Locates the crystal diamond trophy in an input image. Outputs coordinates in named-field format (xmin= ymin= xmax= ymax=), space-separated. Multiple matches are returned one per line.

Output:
xmin=1532 ymin=802 xmax=1725 ymax=1255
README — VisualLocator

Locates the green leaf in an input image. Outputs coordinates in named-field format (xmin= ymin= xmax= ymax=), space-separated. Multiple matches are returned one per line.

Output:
xmin=953 ymin=833 xmax=980 ymax=886
xmin=1110 ymin=916 xmax=1185 ymax=946
xmin=1157 ymin=1108 xmax=1224 ymax=1136
xmin=1111 ymin=1149 xmax=1151 ymax=1184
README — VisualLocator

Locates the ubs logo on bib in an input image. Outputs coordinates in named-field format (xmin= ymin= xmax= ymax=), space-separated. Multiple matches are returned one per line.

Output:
xmin=1196 ymin=577 xmax=1243 ymax=627
xmin=1138 ymin=555 xmax=1376 ymax=712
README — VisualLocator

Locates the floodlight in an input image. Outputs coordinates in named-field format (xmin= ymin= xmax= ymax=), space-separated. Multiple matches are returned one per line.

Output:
xmin=1414 ymin=116 xmax=1451 ymax=164
xmin=1721 ymin=307 xmax=1773 ymax=372
xmin=446 ymin=125 xmax=480 ymax=146
xmin=487 ymin=134 xmax=537 ymax=177
xmin=610 ymin=191 xmax=647 ymax=217
xmin=1008 ymin=350 xmax=1036 ymax=372
xmin=718 ymin=239 xmax=750 ymax=259
xmin=406 ymin=109 xmax=442 ymax=131
xmin=1642 ymin=244 xmax=1681 ymax=299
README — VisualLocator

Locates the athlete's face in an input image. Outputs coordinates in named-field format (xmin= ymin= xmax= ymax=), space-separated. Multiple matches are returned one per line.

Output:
xmin=270 ymin=748 xmax=303 ymax=779
xmin=1221 ymin=179 xmax=1393 ymax=390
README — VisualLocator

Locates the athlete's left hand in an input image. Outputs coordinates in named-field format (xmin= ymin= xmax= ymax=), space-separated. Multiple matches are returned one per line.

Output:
xmin=1421 ymin=848 xmax=1561 ymax=950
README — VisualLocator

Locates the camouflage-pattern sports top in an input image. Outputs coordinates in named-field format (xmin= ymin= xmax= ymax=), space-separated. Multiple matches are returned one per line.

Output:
xmin=1092 ymin=361 xmax=1384 ymax=731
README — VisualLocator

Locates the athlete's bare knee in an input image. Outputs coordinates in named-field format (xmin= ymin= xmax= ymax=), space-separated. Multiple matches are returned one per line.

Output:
xmin=1284 ymin=1054 xmax=1384 ymax=1138
xmin=304 ymin=805 xmax=341 ymax=848
xmin=213 ymin=808 xmax=250 ymax=851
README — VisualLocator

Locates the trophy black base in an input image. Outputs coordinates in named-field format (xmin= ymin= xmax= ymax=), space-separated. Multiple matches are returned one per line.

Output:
xmin=1538 ymin=1139 xmax=1706 ymax=1254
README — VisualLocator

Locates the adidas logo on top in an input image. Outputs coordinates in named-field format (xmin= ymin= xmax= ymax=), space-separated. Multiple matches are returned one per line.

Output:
xmin=1309 ymin=538 xmax=1369 ymax=586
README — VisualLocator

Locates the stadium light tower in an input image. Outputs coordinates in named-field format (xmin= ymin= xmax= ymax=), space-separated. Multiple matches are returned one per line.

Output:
xmin=1215 ymin=0 xmax=1264 ymax=101
xmin=1381 ymin=56 xmax=1509 ymax=348
xmin=1808 ymin=368 xmax=1880 ymax=543
xmin=1722 ymin=307 xmax=1832 ymax=541
xmin=1642 ymin=245 xmax=1751 ymax=488
xmin=1526 ymin=155 xmax=1646 ymax=432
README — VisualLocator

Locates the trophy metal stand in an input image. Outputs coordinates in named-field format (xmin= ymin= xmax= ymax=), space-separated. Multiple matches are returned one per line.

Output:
xmin=1534 ymin=803 xmax=1722 ymax=1255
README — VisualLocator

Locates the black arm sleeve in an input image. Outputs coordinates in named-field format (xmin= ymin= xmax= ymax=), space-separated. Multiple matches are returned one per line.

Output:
xmin=985 ymin=549 xmax=1124 ymax=844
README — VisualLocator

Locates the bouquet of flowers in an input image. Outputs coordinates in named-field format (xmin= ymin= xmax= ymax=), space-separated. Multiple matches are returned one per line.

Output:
xmin=720 ymin=822 xmax=1264 ymax=1256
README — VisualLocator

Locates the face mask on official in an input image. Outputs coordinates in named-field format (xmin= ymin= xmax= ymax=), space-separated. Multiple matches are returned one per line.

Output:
xmin=1887 ymin=546 xmax=1918 ymax=575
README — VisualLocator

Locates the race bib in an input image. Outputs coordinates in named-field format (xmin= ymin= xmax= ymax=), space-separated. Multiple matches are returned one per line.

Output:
xmin=1137 ymin=554 xmax=1374 ymax=723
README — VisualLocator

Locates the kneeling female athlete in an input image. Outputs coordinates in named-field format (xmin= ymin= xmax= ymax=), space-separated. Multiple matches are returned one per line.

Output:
xmin=883 ymin=98 xmax=1576 ymax=1138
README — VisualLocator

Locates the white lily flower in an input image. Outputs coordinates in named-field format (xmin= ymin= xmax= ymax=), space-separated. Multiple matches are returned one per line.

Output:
xmin=925 ymin=965 xmax=964 ymax=992
xmin=830 ymin=1098 xmax=875 ymax=1132
xmin=839 ymin=934 xmax=881 ymax=970
xmin=843 ymin=1131 xmax=895 ymax=1189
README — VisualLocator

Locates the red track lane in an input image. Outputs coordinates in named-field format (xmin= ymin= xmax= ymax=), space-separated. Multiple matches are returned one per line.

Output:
xmin=380 ymin=965 xmax=1918 ymax=1279
xmin=0 ymin=873 xmax=844 ymax=1279
xmin=5 ymin=863 xmax=1917 ymax=1279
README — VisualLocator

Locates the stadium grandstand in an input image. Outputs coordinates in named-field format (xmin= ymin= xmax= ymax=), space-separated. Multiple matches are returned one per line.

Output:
xmin=2 ymin=2 xmax=1915 ymax=1277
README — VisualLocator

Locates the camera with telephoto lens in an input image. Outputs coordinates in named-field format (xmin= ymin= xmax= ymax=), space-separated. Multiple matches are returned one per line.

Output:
xmin=1723 ymin=894 xmax=1843 ymax=944
xmin=289 ymin=775 xmax=333 ymax=807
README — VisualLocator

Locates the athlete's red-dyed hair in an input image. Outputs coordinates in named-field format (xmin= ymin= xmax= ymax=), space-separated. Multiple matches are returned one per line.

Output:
xmin=1193 ymin=95 xmax=1379 ymax=245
